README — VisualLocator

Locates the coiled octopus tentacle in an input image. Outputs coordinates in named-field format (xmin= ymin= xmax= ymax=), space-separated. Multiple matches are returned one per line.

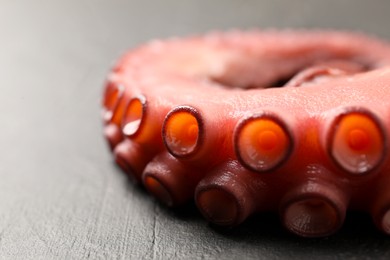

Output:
xmin=102 ymin=30 xmax=390 ymax=237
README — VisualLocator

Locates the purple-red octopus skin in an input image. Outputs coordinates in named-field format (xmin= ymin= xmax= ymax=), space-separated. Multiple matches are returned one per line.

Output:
xmin=101 ymin=30 xmax=390 ymax=237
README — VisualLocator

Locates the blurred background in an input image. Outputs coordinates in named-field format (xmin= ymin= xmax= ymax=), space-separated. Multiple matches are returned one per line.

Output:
xmin=1 ymin=0 xmax=390 ymax=258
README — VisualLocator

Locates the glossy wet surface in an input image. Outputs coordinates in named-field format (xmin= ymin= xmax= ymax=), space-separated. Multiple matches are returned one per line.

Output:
xmin=2 ymin=0 xmax=390 ymax=258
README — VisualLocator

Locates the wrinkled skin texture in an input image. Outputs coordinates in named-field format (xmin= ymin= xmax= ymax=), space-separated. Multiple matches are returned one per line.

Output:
xmin=102 ymin=30 xmax=390 ymax=237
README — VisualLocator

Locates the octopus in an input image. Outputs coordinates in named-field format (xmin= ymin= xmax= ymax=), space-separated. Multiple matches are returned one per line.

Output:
xmin=101 ymin=30 xmax=390 ymax=237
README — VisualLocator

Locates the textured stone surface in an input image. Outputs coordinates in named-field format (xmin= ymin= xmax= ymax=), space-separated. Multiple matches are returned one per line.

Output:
xmin=1 ymin=0 xmax=390 ymax=259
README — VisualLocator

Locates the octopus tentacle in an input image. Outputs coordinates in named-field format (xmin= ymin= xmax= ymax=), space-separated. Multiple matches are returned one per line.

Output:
xmin=102 ymin=30 xmax=390 ymax=237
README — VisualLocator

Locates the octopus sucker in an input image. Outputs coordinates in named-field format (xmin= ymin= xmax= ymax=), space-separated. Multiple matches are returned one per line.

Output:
xmin=121 ymin=95 xmax=146 ymax=138
xmin=195 ymin=161 xmax=258 ymax=226
xmin=102 ymin=30 xmax=390 ymax=237
xmin=370 ymin=171 xmax=390 ymax=234
xmin=372 ymin=191 xmax=390 ymax=234
xmin=162 ymin=106 xmax=203 ymax=158
xmin=326 ymin=108 xmax=387 ymax=175
xmin=279 ymin=177 xmax=349 ymax=237
xmin=102 ymin=80 xmax=127 ymax=149
xmin=113 ymin=139 xmax=154 ymax=182
xmin=162 ymin=103 xmax=236 ymax=168
xmin=102 ymin=80 xmax=125 ymax=124
xmin=234 ymin=111 xmax=295 ymax=173
xmin=142 ymin=152 xmax=202 ymax=206
xmin=104 ymin=123 xmax=123 ymax=151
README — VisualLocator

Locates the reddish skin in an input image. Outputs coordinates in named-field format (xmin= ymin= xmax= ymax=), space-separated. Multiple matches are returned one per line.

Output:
xmin=102 ymin=30 xmax=390 ymax=237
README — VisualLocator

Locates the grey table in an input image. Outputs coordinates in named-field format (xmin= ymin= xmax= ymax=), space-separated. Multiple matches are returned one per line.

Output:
xmin=2 ymin=0 xmax=390 ymax=259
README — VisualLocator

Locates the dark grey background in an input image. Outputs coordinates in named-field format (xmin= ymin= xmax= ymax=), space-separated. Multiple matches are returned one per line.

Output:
xmin=2 ymin=0 xmax=390 ymax=259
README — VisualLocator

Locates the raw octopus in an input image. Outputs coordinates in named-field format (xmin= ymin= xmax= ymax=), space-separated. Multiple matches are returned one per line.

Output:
xmin=102 ymin=30 xmax=390 ymax=237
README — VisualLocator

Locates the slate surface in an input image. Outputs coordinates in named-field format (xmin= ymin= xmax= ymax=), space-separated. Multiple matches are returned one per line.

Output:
xmin=2 ymin=0 xmax=390 ymax=259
